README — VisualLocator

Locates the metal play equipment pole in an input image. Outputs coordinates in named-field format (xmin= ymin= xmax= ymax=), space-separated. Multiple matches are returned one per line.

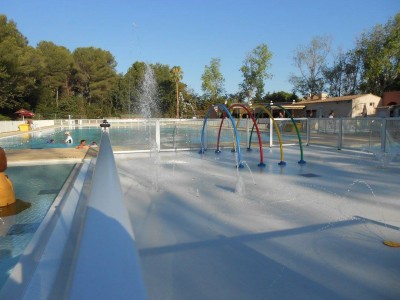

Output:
xmin=200 ymin=104 xmax=244 ymax=168
xmin=248 ymin=105 xmax=286 ymax=166
xmin=265 ymin=103 xmax=306 ymax=165
xmin=215 ymin=104 xmax=265 ymax=167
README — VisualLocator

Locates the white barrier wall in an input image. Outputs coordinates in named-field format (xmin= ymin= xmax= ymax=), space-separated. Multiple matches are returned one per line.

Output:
xmin=0 ymin=120 xmax=55 ymax=133
xmin=0 ymin=121 xmax=25 ymax=133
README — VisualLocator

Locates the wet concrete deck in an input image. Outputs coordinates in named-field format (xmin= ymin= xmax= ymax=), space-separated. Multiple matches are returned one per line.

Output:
xmin=117 ymin=147 xmax=400 ymax=300
xmin=1 ymin=129 xmax=95 ymax=165
xmin=5 ymin=148 xmax=98 ymax=166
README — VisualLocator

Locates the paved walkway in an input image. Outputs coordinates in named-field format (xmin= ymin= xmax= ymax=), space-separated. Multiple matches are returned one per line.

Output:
xmin=5 ymin=148 xmax=97 ymax=166
xmin=1 ymin=127 xmax=97 ymax=165
xmin=118 ymin=147 xmax=400 ymax=300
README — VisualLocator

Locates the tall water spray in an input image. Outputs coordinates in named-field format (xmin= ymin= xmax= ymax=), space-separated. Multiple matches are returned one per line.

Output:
xmin=139 ymin=64 xmax=159 ymax=119
xmin=139 ymin=64 xmax=160 ymax=191
xmin=138 ymin=64 xmax=159 ymax=150
xmin=180 ymin=92 xmax=197 ymax=119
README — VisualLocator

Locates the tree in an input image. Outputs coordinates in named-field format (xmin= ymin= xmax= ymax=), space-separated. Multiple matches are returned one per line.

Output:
xmin=289 ymin=36 xmax=331 ymax=98
xmin=239 ymin=44 xmax=272 ymax=103
xmin=15 ymin=46 xmax=43 ymax=109
xmin=356 ymin=13 xmax=400 ymax=95
xmin=125 ymin=61 xmax=146 ymax=115
xmin=37 ymin=41 xmax=74 ymax=108
xmin=263 ymin=91 xmax=298 ymax=103
xmin=0 ymin=15 xmax=41 ymax=114
xmin=323 ymin=49 xmax=362 ymax=97
xmin=171 ymin=66 xmax=183 ymax=118
xmin=201 ymin=58 xmax=225 ymax=104
xmin=72 ymin=47 xmax=118 ymax=117
xmin=153 ymin=63 xmax=176 ymax=117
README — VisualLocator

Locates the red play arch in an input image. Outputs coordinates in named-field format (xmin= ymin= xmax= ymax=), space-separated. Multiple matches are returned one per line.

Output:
xmin=216 ymin=103 xmax=265 ymax=167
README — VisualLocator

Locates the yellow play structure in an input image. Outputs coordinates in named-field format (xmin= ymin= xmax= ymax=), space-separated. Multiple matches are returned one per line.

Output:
xmin=0 ymin=172 xmax=16 ymax=207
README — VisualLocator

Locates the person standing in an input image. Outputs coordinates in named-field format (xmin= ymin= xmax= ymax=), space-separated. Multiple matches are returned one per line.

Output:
xmin=65 ymin=131 xmax=73 ymax=144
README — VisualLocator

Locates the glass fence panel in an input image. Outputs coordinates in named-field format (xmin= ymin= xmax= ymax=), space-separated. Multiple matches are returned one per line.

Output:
xmin=231 ymin=118 xmax=308 ymax=148
xmin=12 ymin=117 xmax=398 ymax=154
xmin=159 ymin=119 xmax=203 ymax=150
xmin=108 ymin=119 xmax=157 ymax=151
xmin=246 ymin=119 xmax=269 ymax=149
xmin=308 ymin=118 xmax=340 ymax=148
xmin=341 ymin=118 xmax=382 ymax=151
xmin=276 ymin=119 xmax=307 ymax=145
xmin=207 ymin=118 xmax=238 ymax=150
xmin=385 ymin=118 xmax=400 ymax=154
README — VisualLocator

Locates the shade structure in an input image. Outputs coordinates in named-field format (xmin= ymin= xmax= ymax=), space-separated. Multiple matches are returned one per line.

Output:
xmin=15 ymin=109 xmax=35 ymax=118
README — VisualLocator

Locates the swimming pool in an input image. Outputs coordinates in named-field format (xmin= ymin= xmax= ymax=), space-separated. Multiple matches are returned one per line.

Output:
xmin=0 ymin=122 xmax=303 ymax=152
xmin=0 ymin=163 xmax=76 ymax=290
xmin=1 ymin=125 xmax=399 ymax=299
xmin=0 ymin=128 xmax=103 ymax=150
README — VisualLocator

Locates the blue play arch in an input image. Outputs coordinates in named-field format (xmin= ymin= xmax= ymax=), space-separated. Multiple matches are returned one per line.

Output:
xmin=199 ymin=104 xmax=243 ymax=168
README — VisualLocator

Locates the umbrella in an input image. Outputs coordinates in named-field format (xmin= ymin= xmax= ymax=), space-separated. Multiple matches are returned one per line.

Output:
xmin=15 ymin=109 xmax=35 ymax=118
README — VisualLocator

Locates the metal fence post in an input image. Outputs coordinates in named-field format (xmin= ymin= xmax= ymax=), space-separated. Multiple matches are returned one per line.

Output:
xmin=338 ymin=118 xmax=343 ymax=150
xmin=381 ymin=118 xmax=387 ymax=153
xmin=246 ymin=118 xmax=250 ymax=149
xmin=269 ymin=117 xmax=273 ymax=147
xmin=156 ymin=119 xmax=160 ymax=152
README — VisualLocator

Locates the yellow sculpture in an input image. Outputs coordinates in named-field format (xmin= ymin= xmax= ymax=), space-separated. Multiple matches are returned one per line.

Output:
xmin=0 ymin=147 xmax=16 ymax=207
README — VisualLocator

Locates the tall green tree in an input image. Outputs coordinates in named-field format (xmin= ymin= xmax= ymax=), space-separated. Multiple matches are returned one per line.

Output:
xmin=37 ymin=41 xmax=74 ymax=108
xmin=263 ymin=91 xmax=298 ymax=103
xmin=72 ymin=47 xmax=118 ymax=114
xmin=0 ymin=15 xmax=41 ymax=114
xmin=323 ymin=49 xmax=362 ymax=96
xmin=125 ymin=61 xmax=146 ymax=115
xmin=356 ymin=13 xmax=400 ymax=95
xmin=201 ymin=58 xmax=225 ymax=105
xmin=171 ymin=66 xmax=183 ymax=118
xmin=239 ymin=44 xmax=273 ymax=103
xmin=109 ymin=74 xmax=128 ymax=116
xmin=153 ymin=63 xmax=175 ymax=117
xmin=124 ymin=62 xmax=178 ymax=117
xmin=289 ymin=36 xmax=331 ymax=98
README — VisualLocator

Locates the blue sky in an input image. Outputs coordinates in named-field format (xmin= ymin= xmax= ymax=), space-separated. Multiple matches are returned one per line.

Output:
xmin=1 ymin=0 xmax=399 ymax=95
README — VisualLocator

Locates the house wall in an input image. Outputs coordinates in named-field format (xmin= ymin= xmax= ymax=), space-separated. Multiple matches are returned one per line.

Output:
xmin=382 ymin=91 xmax=400 ymax=106
xmin=304 ymin=101 xmax=353 ymax=118
xmin=352 ymin=94 xmax=381 ymax=117
xmin=302 ymin=94 xmax=381 ymax=118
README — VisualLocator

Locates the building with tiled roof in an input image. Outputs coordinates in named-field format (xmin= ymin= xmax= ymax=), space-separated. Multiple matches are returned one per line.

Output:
xmin=292 ymin=93 xmax=381 ymax=118
xmin=375 ymin=91 xmax=400 ymax=117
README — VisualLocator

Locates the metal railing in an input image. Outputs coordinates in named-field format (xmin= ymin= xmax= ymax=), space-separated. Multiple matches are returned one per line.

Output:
xmin=117 ymin=117 xmax=400 ymax=155
xmin=66 ymin=122 xmax=147 ymax=299
xmin=307 ymin=117 xmax=400 ymax=153
xmin=2 ymin=117 xmax=399 ymax=154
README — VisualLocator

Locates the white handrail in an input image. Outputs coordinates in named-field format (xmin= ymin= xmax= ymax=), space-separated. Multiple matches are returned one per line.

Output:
xmin=67 ymin=128 xmax=147 ymax=299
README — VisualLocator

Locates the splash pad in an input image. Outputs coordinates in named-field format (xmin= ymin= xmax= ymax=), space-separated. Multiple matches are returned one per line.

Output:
xmin=118 ymin=145 xmax=400 ymax=299
xmin=199 ymin=103 xmax=306 ymax=168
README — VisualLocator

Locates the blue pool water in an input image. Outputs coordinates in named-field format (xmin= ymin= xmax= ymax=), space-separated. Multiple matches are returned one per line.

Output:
xmin=0 ymin=128 xmax=103 ymax=150
xmin=0 ymin=124 xmax=289 ymax=151
xmin=0 ymin=164 xmax=75 ymax=289
xmin=0 ymin=126 xmax=204 ymax=150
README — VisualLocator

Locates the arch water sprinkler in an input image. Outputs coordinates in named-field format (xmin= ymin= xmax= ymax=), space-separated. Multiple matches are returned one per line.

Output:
xmin=215 ymin=104 xmax=265 ymax=167
xmin=265 ymin=103 xmax=306 ymax=165
xmin=199 ymin=104 xmax=244 ymax=168
xmin=248 ymin=105 xmax=286 ymax=166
